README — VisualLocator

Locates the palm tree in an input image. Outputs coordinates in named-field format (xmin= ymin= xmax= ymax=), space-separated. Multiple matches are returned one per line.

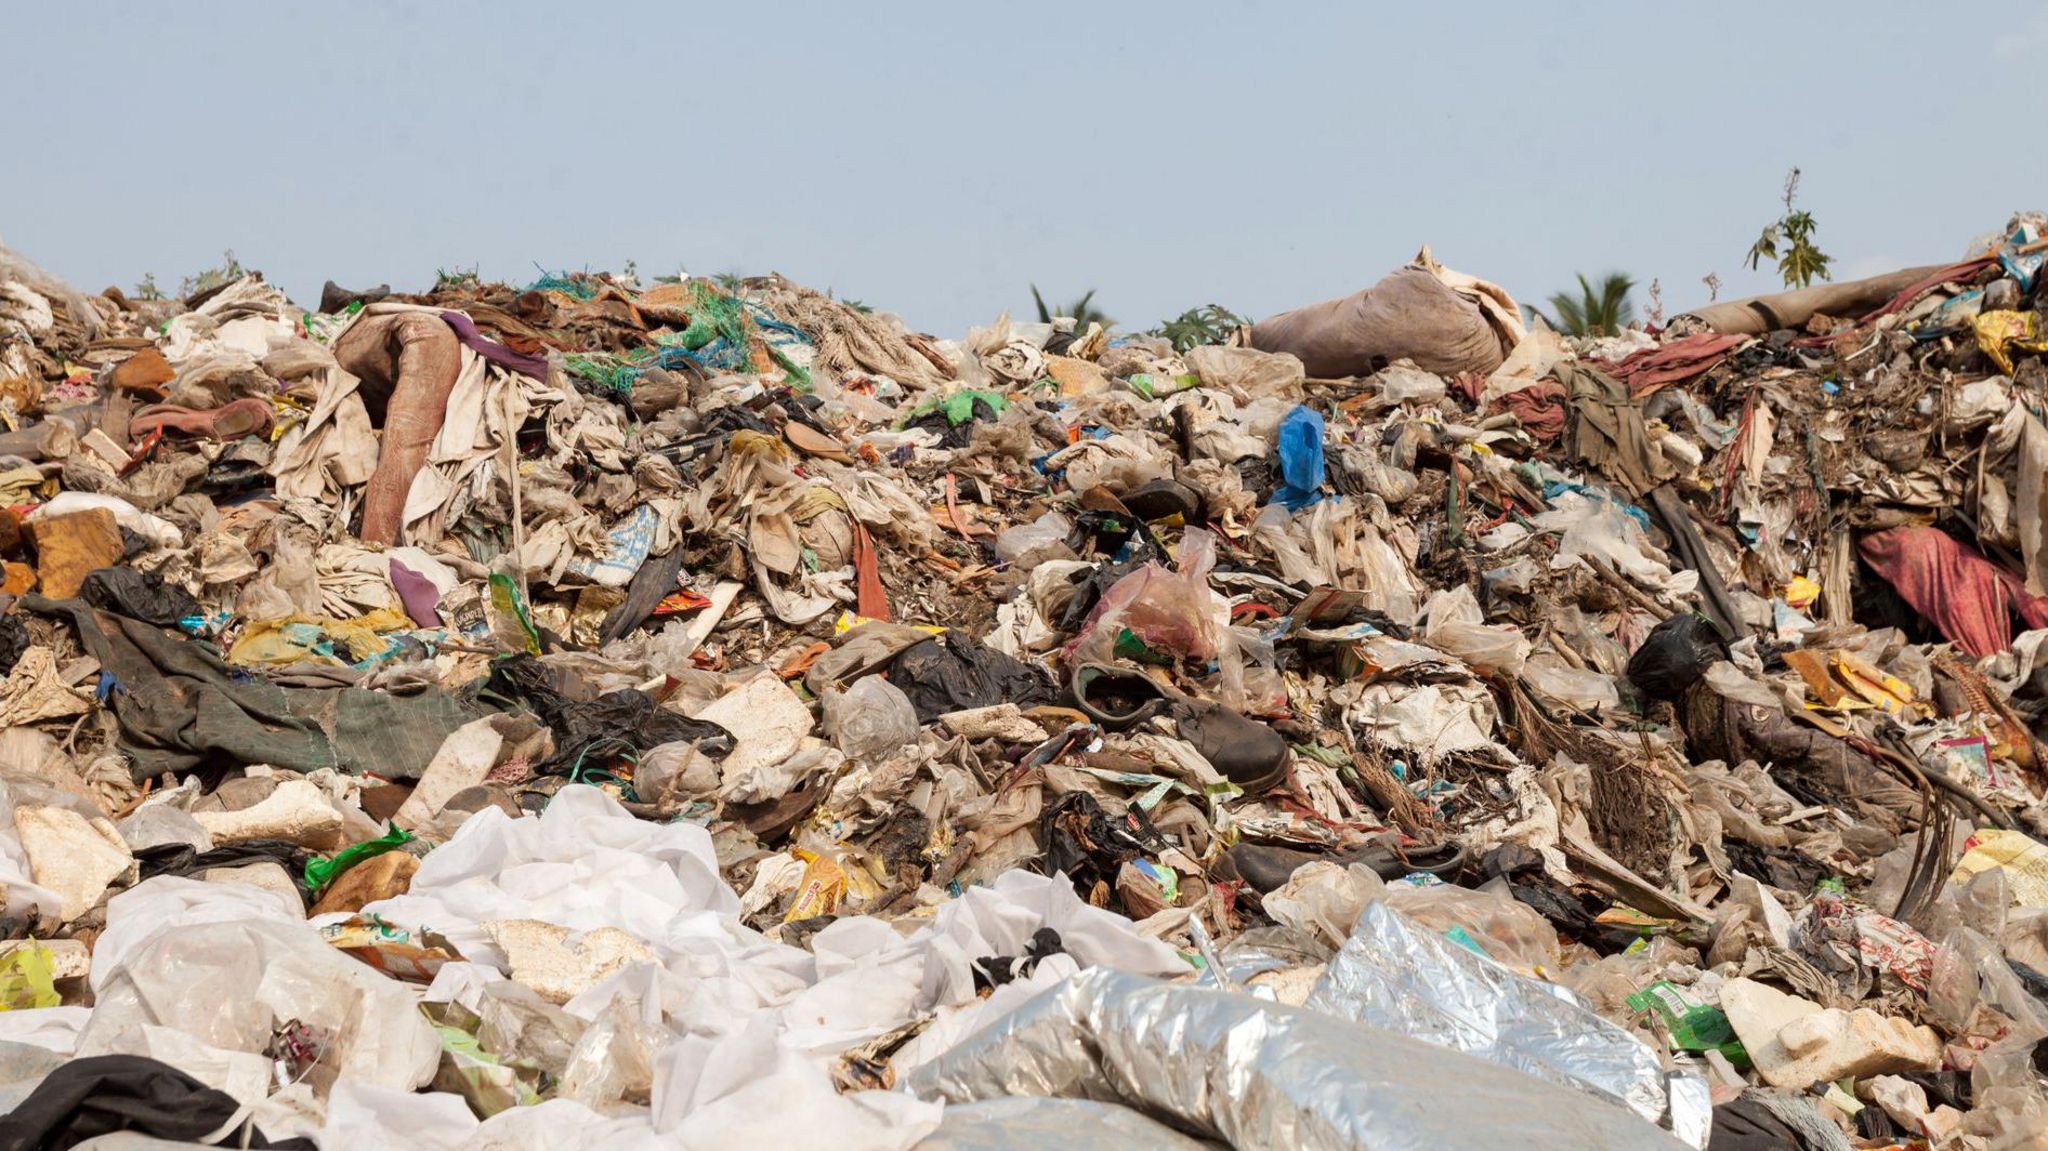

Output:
xmin=1535 ymin=273 xmax=1635 ymax=336
xmin=1030 ymin=285 xmax=1112 ymax=329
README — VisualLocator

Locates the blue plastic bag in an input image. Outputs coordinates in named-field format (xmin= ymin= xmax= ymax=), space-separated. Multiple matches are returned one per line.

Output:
xmin=1270 ymin=405 xmax=1326 ymax=511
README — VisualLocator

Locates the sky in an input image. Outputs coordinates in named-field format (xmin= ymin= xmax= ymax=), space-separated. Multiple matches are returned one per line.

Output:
xmin=5 ymin=2 xmax=2046 ymax=337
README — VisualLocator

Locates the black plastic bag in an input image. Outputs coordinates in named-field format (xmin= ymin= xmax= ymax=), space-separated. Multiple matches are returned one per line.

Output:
xmin=0 ymin=614 xmax=25 ymax=676
xmin=890 ymin=631 xmax=1055 ymax=723
xmin=135 ymin=839 xmax=316 ymax=905
xmin=1039 ymin=790 xmax=1171 ymax=900
xmin=1626 ymin=612 xmax=1727 ymax=701
xmin=0 ymin=1054 xmax=317 ymax=1151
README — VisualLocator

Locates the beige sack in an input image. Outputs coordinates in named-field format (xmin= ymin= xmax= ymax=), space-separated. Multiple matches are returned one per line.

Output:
xmin=1252 ymin=256 xmax=1519 ymax=378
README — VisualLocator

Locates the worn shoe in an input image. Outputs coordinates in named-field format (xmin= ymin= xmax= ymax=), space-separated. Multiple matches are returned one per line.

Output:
xmin=131 ymin=398 xmax=272 ymax=442
xmin=1173 ymin=700 xmax=1290 ymax=794
xmin=1067 ymin=662 xmax=1169 ymax=730
xmin=1120 ymin=478 xmax=1203 ymax=524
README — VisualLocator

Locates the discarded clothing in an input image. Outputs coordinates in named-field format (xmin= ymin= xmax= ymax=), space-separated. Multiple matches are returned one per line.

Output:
xmin=0 ymin=1054 xmax=317 ymax=1151
xmin=1599 ymin=333 xmax=1746 ymax=396
xmin=1858 ymin=526 xmax=2048 ymax=658
xmin=26 ymin=597 xmax=478 ymax=782
xmin=891 ymin=631 xmax=1056 ymax=724
xmin=440 ymin=309 xmax=549 ymax=379
xmin=80 ymin=567 xmax=201 ymax=629
xmin=1559 ymin=362 xmax=1673 ymax=495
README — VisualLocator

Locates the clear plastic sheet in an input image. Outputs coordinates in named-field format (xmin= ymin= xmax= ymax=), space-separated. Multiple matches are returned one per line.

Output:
xmin=1305 ymin=897 xmax=1711 ymax=1148
xmin=908 ymin=967 xmax=1690 ymax=1151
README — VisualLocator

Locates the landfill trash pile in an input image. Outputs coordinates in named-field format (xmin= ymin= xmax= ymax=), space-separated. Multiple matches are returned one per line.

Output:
xmin=2 ymin=220 xmax=2048 ymax=1151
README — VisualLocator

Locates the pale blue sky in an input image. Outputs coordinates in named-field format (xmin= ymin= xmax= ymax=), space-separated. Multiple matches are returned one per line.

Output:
xmin=6 ymin=2 xmax=2045 ymax=335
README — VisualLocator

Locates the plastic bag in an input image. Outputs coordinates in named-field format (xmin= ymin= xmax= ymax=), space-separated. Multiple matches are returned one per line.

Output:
xmin=1626 ymin=614 xmax=1726 ymax=701
xmin=821 ymin=675 xmax=919 ymax=763
xmin=1382 ymin=876 xmax=1561 ymax=973
xmin=633 ymin=740 xmax=722 ymax=809
xmin=1976 ymin=310 xmax=2048 ymax=375
xmin=994 ymin=513 xmax=1073 ymax=566
xmin=305 ymin=824 xmax=413 ymax=896
xmin=1261 ymin=862 xmax=1382 ymax=948
xmin=1183 ymin=345 xmax=1304 ymax=399
xmin=0 ymin=941 xmax=59 ymax=1010
xmin=1269 ymin=406 xmax=1326 ymax=511
xmin=1421 ymin=585 xmax=1531 ymax=676
xmin=1521 ymin=659 xmax=1621 ymax=713
xmin=1071 ymin=527 xmax=1228 ymax=666
xmin=557 ymin=995 xmax=662 ymax=1111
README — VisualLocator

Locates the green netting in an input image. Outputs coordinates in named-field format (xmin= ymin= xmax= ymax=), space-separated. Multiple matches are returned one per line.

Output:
xmin=526 ymin=270 xmax=599 ymax=300
xmin=559 ymin=281 xmax=815 ymax=398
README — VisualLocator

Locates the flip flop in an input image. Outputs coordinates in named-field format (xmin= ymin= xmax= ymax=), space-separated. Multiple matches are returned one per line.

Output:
xmin=130 ymin=398 xmax=273 ymax=442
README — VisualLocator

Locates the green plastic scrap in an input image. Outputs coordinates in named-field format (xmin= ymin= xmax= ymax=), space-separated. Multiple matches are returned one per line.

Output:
xmin=942 ymin=389 xmax=1008 ymax=425
xmin=767 ymin=343 xmax=812 ymax=390
xmin=421 ymin=1002 xmax=543 ymax=1117
xmin=0 ymin=941 xmax=59 ymax=1010
xmin=1126 ymin=372 xmax=1200 ymax=400
xmin=903 ymin=389 xmax=1011 ymax=429
xmin=1291 ymin=743 xmax=1352 ymax=770
xmin=1627 ymin=980 xmax=1750 ymax=1067
xmin=305 ymin=824 xmax=414 ymax=895
xmin=489 ymin=572 xmax=543 ymax=655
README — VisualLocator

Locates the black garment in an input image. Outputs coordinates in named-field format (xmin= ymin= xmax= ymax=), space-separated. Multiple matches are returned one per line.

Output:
xmin=1040 ymin=790 xmax=1170 ymax=898
xmin=597 ymin=547 xmax=687 ymax=644
xmin=0 ymin=1055 xmax=316 ymax=1151
xmin=1706 ymin=1098 xmax=1802 ymax=1151
xmin=81 ymin=567 xmax=201 ymax=629
xmin=972 ymin=927 xmax=1067 ymax=992
xmin=482 ymin=653 xmax=735 ymax=769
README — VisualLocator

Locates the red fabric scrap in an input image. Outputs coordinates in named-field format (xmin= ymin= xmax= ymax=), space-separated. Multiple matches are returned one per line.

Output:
xmin=852 ymin=521 xmax=891 ymax=622
xmin=1598 ymin=333 xmax=1746 ymax=396
xmin=1490 ymin=379 xmax=1567 ymax=443
xmin=1858 ymin=526 xmax=2048 ymax=658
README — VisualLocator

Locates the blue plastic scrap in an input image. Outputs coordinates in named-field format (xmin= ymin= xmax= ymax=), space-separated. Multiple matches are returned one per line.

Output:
xmin=1270 ymin=405 xmax=1327 ymax=511
xmin=2000 ymin=223 xmax=2044 ymax=293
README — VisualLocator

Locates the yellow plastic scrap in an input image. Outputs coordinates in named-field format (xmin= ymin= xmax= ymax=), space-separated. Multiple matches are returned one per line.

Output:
xmin=1974 ymin=310 xmax=2048 ymax=375
xmin=229 ymin=606 xmax=417 ymax=667
xmin=0 ymin=941 xmax=60 ymax=1010
xmin=786 ymin=849 xmax=848 ymax=921
xmin=1830 ymin=650 xmax=1929 ymax=720
xmin=1951 ymin=828 xmax=2048 ymax=908
xmin=1783 ymin=576 xmax=1821 ymax=610
xmin=728 ymin=429 xmax=791 ymax=462
xmin=832 ymin=611 xmax=943 ymax=637
xmin=784 ymin=847 xmax=888 ymax=921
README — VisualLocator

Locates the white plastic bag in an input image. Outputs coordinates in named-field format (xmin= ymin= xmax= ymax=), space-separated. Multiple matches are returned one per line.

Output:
xmin=994 ymin=513 xmax=1073 ymax=565
xmin=822 ymin=675 xmax=920 ymax=763
xmin=1520 ymin=659 xmax=1621 ymax=713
